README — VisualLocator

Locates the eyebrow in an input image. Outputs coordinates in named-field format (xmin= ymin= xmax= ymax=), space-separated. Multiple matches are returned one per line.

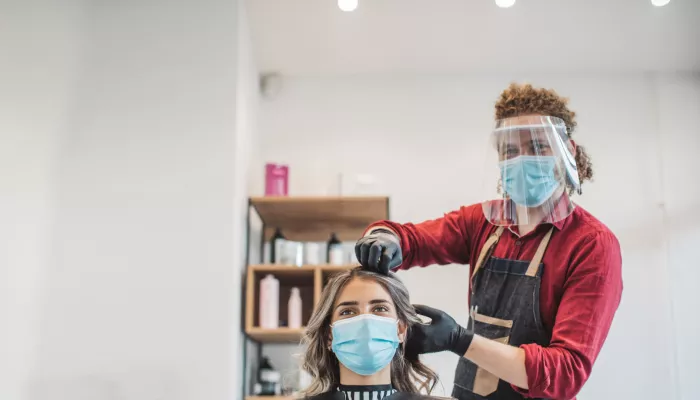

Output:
xmin=334 ymin=299 xmax=390 ymax=310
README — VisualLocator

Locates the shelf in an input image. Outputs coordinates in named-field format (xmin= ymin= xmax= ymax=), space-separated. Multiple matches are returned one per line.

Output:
xmin=246 ymin=327 xmax=305 ymax=343
xmin=249 ymin=264 xmax=357 ymax=272
xmin=248 ymin=264 xmax=318 ymax=279
xmin=250 ymin=196 xmax=389 ymax=241
xmin=243 ymin=197 xmax=392 ymax=396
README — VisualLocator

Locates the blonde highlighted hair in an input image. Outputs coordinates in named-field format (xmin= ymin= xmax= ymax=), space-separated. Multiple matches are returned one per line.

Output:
xmin=298 ymin=268 xmax=438 ymax=396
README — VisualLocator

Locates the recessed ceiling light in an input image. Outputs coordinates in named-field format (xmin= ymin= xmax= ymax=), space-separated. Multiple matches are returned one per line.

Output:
xmin=495 ymin=0 xmax=516 ymax=8
xmin=651 ymin=0 xmax=670 ymax=6
xmin=338 ymin=0 xmax=358 ymax=12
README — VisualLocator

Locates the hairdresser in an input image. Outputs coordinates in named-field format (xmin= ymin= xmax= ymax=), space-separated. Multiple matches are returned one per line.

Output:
xmin=355 ymin=83 xmax=622 ymax=400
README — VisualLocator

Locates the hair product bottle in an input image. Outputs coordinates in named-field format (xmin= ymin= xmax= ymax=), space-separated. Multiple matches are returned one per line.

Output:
xmin=327 ymin=233 xmax=344 ymax=265
xmin=259 ymin=274 xmax=279 ymax=328
xmin=258 ymin=357 xmax=281 ymax=395
xmin=270 ymin=228 xmax=286 ymax=264
xmin=288 ymin=287 xmax=302 ymax=329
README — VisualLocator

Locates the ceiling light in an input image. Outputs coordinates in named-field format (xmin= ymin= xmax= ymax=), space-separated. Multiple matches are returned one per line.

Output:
xmin=495 ymin=0 xmax=516 ymax=8
xmin=338 ymin=0 xmax=358 ymax=12
xmin=651 ymin=0 xmax=670 ymax=6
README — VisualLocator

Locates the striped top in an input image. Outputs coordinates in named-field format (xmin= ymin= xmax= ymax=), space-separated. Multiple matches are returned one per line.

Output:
xmin=337 ymin=385 xmax=397 ymax=400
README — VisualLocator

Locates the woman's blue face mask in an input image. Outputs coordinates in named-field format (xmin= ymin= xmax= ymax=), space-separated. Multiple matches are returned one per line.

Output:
xmin=331 ymin=314 xmax=400 ymax=376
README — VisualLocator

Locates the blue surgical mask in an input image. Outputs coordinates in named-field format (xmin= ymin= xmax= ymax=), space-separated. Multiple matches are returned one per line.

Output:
xmin=331 ymin=314 xmax=400 ymax=376
xmin=500 ymin=155 xmax=560 ymax=207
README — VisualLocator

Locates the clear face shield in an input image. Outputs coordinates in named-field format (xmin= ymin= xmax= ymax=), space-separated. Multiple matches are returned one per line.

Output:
xmin=481 ymin=115 xmax=580 ymax=227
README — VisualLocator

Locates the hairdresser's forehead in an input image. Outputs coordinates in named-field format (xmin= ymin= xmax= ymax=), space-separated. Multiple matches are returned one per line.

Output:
xmin=505 ymin=114 xmax=543 ymax=125
xmin=334 ymin=278 xmax=394 ymax=307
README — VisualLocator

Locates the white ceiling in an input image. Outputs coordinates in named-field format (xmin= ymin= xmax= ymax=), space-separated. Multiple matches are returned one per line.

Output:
xmin=246 ymin=0 xmax=700 ymax=75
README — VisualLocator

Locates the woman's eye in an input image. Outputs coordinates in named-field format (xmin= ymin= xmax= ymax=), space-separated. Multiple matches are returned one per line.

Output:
xmin=339 ymin=309 xmax=355 ymax=316
xmin=373 ymin=305 xmax=390 ymax=313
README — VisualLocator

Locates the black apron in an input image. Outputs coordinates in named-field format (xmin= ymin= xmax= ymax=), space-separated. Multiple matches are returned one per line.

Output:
xmin=452 ymin=226 xmax=554 ymax=400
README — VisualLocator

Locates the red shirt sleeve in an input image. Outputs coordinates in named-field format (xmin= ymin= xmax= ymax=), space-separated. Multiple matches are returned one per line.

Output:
xmin=513 ymin=230 xmax=623 ymax=400
xmin=363 ymin=204 xmax=481 ymax=270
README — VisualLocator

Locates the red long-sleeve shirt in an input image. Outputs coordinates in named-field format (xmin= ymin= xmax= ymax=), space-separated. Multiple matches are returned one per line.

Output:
xmin=367 ymin=203 xmax=622 ymax=400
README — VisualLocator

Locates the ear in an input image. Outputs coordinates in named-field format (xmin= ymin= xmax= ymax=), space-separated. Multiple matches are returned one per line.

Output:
xmin=397 ymin=321 xmax=408 ymax=343
xmin=569 ymin=139 xmax=577 ymax=154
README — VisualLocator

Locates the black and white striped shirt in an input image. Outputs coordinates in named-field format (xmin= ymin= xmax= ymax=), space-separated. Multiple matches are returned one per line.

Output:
xmin=337 ymin=385 xmax=397 ymax=400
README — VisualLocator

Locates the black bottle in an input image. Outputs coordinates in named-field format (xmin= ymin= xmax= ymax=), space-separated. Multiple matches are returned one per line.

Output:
xmin=326 ymin=232 xmax=342 ymax=265
xmin=270 ymin=228 xmax=286 ymax=264
xmin=258 ymin=356 xmax=280 ymax=395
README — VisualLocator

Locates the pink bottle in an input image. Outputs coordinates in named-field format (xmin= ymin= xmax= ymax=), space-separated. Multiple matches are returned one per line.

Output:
xmin=265 ymin=163 xmax=289 ymax=196
xmin=259 ymin=275 xmax=279 ymax=328
xmin=288 ymin=287 xmax=302 ymax=329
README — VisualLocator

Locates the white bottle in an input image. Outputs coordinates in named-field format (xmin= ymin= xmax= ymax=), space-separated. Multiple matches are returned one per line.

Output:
xmin=288 ymin=287 xmax=303 ymax=328
xmin=345 ymin=242 xmax=359 ymax=264
xmin=286 ymin=241 xmax=304 ymax=267
xmin=329 ymin=247 xmax=344 ymax=265
xmin=259 ymin=274 xmax=279 ymax=328
xmin=304 ymin=242 xmax=323 ymax=265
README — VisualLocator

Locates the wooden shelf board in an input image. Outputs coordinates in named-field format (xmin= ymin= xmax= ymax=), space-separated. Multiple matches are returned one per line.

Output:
xmin=248 ymin=265 xmax=317 ymax=281
xmin=246 ymin=327 xmax=305 ymax=343
xmin=248 ymin=265 xmax=356 ymax=283
xmin=250 ymin=196 xmax=389 ymax=242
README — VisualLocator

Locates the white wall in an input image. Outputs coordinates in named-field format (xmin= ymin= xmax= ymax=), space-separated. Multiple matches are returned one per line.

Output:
xmin=0 ymin=2 xmax=86 ymax=399
xmin=252 ymin=73 xmax=700 ymax=398
xmin=655 ymin=74 xmax=700 ymax=400
xmin=235 ymin=1 xmax=261 ymax=398
xmin=1 ymin=0 xmax=258 ymax=399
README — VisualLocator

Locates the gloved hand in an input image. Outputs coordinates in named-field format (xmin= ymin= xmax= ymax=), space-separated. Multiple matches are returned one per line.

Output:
xmin=407 ymin=304 xmax=474 ymax=356
xmin=354 ymin=229 xmax=402 ymax=275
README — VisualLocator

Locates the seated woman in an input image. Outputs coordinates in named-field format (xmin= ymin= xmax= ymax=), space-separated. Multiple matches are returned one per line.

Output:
xmin=299 ymin=267 xmax=439 ymax=399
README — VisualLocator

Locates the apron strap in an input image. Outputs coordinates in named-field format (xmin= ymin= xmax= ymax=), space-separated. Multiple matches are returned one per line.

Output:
xmin=471 ymin=225 xmax=556 ymax=279
xmin=525 ymin=227 xmax=555 ymax=277
xmin=471 ymin=226 xmax=505 ymax=279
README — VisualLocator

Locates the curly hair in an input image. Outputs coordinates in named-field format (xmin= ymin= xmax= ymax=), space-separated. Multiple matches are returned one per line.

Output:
xmin=494 ymin=83 xmax=593 ymax=191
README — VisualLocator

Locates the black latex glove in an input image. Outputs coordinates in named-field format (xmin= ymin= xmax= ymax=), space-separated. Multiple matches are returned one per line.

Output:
xmin=354 ymin=229 xmax=402 ymax=275
xmin=407 ymin=304 xmax=474 ymax=356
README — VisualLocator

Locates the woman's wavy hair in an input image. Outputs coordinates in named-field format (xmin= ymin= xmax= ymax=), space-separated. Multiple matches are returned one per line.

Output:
xmin=298 ymin=267 xmax=438 ymax=396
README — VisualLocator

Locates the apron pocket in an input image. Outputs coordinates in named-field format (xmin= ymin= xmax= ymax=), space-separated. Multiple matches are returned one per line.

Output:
xmin=474 ymin=313 xmax=513 ymax=329
xmin=453 ymin=313 xmax=513 ymax=398
xmin=472 ymin=336 xmax=510 ymax=396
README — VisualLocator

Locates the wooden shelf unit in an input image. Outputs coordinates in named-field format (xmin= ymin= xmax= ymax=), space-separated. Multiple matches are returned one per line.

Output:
xmin=242 ymin=196 xmax=390 ymax=396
